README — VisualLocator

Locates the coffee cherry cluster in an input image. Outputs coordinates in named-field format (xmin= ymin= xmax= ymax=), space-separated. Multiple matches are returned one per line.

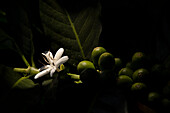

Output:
xmin=77 ymin=47 xmax=115 ymax=85
xmin=76 ymin=46 xmax=170 ymax=112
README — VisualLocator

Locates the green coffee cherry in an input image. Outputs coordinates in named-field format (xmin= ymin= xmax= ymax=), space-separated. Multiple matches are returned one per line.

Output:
xmin=98 ymin=52 xmax=115 ymax=71
xmin=132 ymin=52 xmax=145 ymax=62
xmin=117 ymin=75 xmax=133 ymax=88
xmin=131 ymin=82 xmax=147 ymax=96
xmin=114 ymin=58 xmax=122 ymax=70
xmin=77 ymin=60 xmax=95 ymax=73
xmin=91 ymin=47 xmax=106 ymax=66
xmin=118 ymin=67 xmax=133 ymax=77
xmin=80 ymin=68 xmax=99 ymax=85
xmin=132 ymin=68 xmax=149 ymax=82
xmin=131 ymin=82 xmax=148 ymax=100
xmin=131 ymin=52 xmax=146 ymax=70
xmin=148 ymin=92 xmax=160 ymax=103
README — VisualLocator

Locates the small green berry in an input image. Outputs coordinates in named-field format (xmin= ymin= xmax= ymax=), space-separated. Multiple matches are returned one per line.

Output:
xmin=77 ymin=60 xmax=95 ymax=73
xmin=91 ymin=47 xmax=106 ymax=66
xmin=98 ymin=52 xmax=115 ymax=71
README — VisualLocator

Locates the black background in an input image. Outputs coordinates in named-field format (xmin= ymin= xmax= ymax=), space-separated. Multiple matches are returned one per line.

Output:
xmin=100 ymin=0 xmax=170 ymax=63
xmin=1 ymin=0 xmax=170 ymax=113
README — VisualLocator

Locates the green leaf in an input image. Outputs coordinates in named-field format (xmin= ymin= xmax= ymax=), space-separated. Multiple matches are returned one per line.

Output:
xmin=0 ymin=28 xmax=15 ymax=51
xmin=0 ymin=64 xmax=41 ymax=112
xmin=0 ymin=28 xmax=31 ymax=67
xmin=39 ymin=0 xmax=102 ymax=65
xmin=0 ymin=64 xmax=36 ymax=90
xmin=14 ymin=7 xmax=36 ymax=67
xmin=2 ymin=1 xmax=36 ymax=67
xmin=10 ymin=3 xmax=33 ymax=57
xmin=0 ymin=65 xmax=38 ymax=112
xmin=12 ymin=76 xmax=36 ymax=89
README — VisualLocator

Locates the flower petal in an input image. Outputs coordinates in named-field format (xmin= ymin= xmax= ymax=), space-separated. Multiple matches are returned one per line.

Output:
xmin=55 ymin=56 xmax=69 ymax=68
xmin=50 ymin=67 xmax=56 ymax=77
xmin=39 ymin=65 xmax=51 ymax=71
xmin=34 ymin=67 xmax=52 ymax=79
xmin=54 ymin=48 xmax=64 ymax=64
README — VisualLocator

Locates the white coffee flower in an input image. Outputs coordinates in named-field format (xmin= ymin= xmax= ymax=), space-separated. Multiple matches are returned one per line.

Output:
xmin=34 ymin=48 xmax=69 ymax=79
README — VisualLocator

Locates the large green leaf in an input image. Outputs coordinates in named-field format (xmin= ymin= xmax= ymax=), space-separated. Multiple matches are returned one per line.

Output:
xmin=0 ymin=64 xmax=41 ymax=112
xmin=39 ymin=0 xmax=102 ymax=65
xmin=0 ymin=64 xmax=36 ymax=90
xmin=0 ymin=28 xmax=15 ymax=51
xmin=6 ymin=3 xmax=33 ymax=57
xmin=2 ymin=1 xmax=45 ymax=67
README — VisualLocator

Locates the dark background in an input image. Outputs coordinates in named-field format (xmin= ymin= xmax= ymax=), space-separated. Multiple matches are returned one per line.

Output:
xmin=1 ymin=0 xmax=170 ymax=113
xmin=100 ymin=0 xmax=170 ymax=63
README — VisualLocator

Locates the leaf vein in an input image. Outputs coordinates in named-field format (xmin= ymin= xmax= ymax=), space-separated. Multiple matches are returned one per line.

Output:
xmin=40 ymin=0 xmax=69 ymax=24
